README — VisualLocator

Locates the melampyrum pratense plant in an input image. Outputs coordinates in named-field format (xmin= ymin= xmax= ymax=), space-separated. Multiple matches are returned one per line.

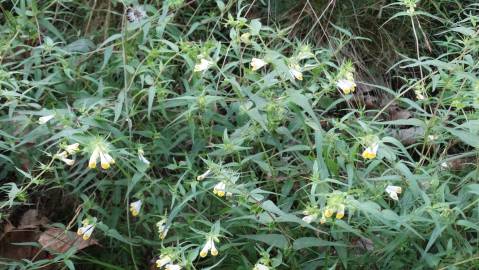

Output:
xmin=0 ymin=0 xmax=478 ymax=269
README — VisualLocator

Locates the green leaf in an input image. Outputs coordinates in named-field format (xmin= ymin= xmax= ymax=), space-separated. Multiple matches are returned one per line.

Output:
xmin=293 ymin=237 xmax=348 ymax=250
xmin=446 ymin=128 xmax=479 ymax=148
xmin=241 ymin=234 xmax=288 ymax=249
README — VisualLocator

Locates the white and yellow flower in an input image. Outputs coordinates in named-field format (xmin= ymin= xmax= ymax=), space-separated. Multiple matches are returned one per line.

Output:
xmin=240 ymin=32 xmax=251 ymax=43
xmin=336 ymin=78 xmax=357 ymax=94
xmin=157 ymin=218 xmax=169 ymax=239
xmin=38 ymin=114 xmax=55 ymax=124
xmin=415 ymin=89 xmax=426 ymax=100
xmin=199 ymin=237 xmax=218 ymax=257
xmin=302 ymin=209 xmax=318 ymax=224
xmin=336 ymin=204 xmax=345 ymax=219
xmin=77 ymin=218 xmax=96 ymax=240
xmin=385 ymin=185 xmax=402 ymax=201
xmin=323 ymin=207 xmax=334 ymax=218
xmin=89 ymin=145 xmax=115 ymax=169
xmin=213 ymin=181 xmax=226 ymax=197
xmin=56 ymin=151 xmax=75 ymax=166
xmin=302 ymin=214 xmax=316 ymax=224
xmin=165 ymin=264 xmax=182 ymax=270
xmin=138 ymin=149 xmax=150 ymax=165
xmin=129 ymin=200 xmax=142 ymax=217
xmin=156 ymin=255 xmax=172 ymax=268
xmin=194 ymin=58 xmax=213 ymax=72
xmin=64 ymin=143 xmax=80 ymax=155
xmin=251 ymin=58 xmax=267 ymax=71
xmin=289 ymin=63 xmax=303 ymax=81
xmin=361 ymin=142 xmax=379 ymax=159
xmin=253 ymin=263 xmax=269 ymax=270
xmin=197 ymin=169 xmax=211 ymax=181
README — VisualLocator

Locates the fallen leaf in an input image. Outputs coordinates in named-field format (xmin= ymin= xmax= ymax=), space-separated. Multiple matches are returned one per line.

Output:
xmin=38 ymin=228 xmax=98 ymax=253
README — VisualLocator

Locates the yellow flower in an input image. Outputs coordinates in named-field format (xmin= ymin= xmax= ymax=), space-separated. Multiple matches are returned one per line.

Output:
xmin=165 ymin=264 xmax=182 ymax=270
xmin=200 ymin=237 xmax=218 ymax=257
xmin=194 ymin=58 xmax=212 ymax=72
xmin=64 ymin=143 xmax=80 ymax=154
xmin=385 ymin=185 xmax=402 ymax=201
xmin=289 ymin=63 xmax=303 ymax=81
xmin=129 ymin=200 xmax=142 ymax=217
xmin=56 ymin=151 xmax=75 ymax=166
xmin=361 ymin=142 xmax=379 ymax=159
xmin=38 ymin=114 xmax=55 ymax=124
xmin=253 ymin=263 xmax=270 ymax=270
xmin=251 ymin=58 xmax=267 ymax=71
xmin=213 ymin=182 xmax=226 ymax=197
xmin=240 ymin=33 xmax=251 ymax=43
xmin=336 ymin=79 xmax=356 ymax=94
xmin=156 ymin=255 xmax=172 ymax=268
xmin=197 ymin=169 xmax=211 ymax=181
xmin=77 ymin=218 xmax=95 ymax=240
xmin=89 ymin=146 xmax=115 ymax=169
xmin=336 ymin=204 xmax=345 ymax=219
xmin=324 ymin=208 xmax=334 ymax=218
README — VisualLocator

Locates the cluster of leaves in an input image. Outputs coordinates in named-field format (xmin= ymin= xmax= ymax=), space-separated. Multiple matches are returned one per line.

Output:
xmin=1 ymin=0 xmax=478 ymax=269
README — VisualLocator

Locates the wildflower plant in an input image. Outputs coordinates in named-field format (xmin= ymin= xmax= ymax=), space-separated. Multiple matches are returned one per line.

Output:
xmin=1 ymin=1 xmax=479 ymax=269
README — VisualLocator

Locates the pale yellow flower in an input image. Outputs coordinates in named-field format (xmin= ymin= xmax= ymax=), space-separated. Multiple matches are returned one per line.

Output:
xmin=156 ymin=255 xmax=172 ymax=268
xmin=65 ymin=143 xmax=80 ymax=155
xmin=337 ymin=79 xmax=357 ymax=94
xmin=240 ymin=33 xmax=251 ymax=43
xmin=362 ymin=142 xmax=379 ymax=159
xmin=56 ymin=151 xmax=75 ymax=166
xmin=38 ymin=114 xmax=55 ymax=124
xmin=253 ymin=263 xmax=269 ymax=270
xmin=89 ymin=146 xmax=115 ymax=169
xmin=250 ymin=58 xmax=267 ymax=71
xmin=200 ymin=237 xmax=218 ymax=257
xmin=194 ymin=58 xmax=212 ymax=72
xmin=213 ymin=182 xmax=226 ymax=197
xmin=385 ymin=185 xmax=402 ymax=201
xmin=165 ymin=264 xmax=182 ymax=270
xmin=336 ymin=204 xmax=345 ymax=219
xmin=289 ymin=63 xmax=303 ymax=81
xmin=324 ymin=208 xmax=334 ymax=218
xmin=129 ymin=200 xmax=142 ymax=216
xmin=77 ymin=218 xmax=95 ymax=240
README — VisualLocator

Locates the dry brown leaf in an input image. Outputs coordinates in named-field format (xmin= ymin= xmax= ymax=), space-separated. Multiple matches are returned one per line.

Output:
xmin=38 ymin=227 xmax=98 ymax=253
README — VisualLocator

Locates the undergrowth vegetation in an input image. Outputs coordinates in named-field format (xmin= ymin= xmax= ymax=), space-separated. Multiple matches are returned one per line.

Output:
xmin=1 ymin=0 xmax=479 ymax=269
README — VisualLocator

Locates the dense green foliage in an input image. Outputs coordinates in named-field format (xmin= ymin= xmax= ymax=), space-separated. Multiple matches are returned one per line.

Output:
xmin=1 ymin=0 xmax=479 ymax=269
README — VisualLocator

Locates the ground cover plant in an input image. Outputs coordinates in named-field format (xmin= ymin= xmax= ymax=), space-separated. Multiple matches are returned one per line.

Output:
xmin=0 ymin=0 xmax=478 ymax=269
